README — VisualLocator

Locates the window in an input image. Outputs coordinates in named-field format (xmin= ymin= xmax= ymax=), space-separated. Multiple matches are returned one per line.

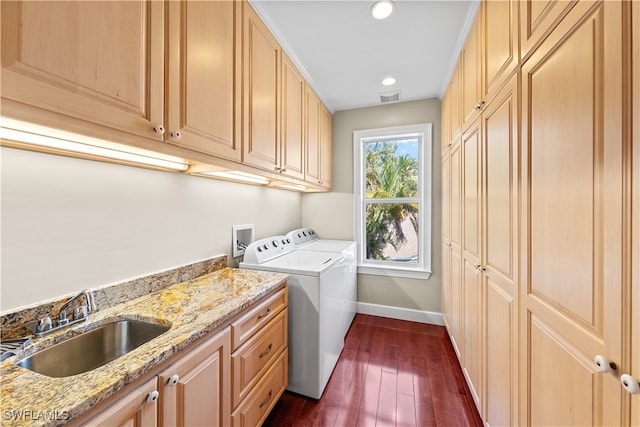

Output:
xmin=353 ymin=123 xmax=432 ymax=279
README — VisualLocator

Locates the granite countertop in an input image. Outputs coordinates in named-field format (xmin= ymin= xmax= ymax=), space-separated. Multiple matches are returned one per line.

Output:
xmin=0 ymin=267 xmax=288 ymax=427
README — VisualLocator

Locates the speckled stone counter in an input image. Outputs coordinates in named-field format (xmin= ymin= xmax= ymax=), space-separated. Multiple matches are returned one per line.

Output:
xmin=0 ymin=268 xmax=288 ymax=427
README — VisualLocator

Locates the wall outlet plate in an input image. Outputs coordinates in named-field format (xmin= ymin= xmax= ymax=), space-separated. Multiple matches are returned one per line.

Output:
xmin=232 ymin=224 xmax=255 ymax=258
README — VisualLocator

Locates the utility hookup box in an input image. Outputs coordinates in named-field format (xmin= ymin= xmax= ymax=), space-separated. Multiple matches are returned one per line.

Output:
xmin=232 ymin=224 xmax=255 ymax=258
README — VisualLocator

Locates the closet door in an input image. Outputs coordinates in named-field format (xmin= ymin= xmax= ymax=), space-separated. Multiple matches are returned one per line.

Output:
xmin=630 ymin=3 xmax=640 ymax=424
xmin=482 ymin=74 xmax=518 ymax=427
xmin=462 ymin=119 xmax=482 ymax=410
xmin=520 ymin=2 xmax=624 ymax=425
xmin=442 ymin=151 xmax=452 ymax=329
xmin=449 ymin=139 xmax=463 ymax=358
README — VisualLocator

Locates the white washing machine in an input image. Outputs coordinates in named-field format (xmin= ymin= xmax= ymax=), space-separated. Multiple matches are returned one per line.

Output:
xmin=239 ymin=236 xmax=347 ymax=399
xmin=286 ymin=228 xmax=357 ymax=339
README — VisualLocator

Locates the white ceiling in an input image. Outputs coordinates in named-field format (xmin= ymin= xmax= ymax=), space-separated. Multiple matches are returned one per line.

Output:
xmin=250 ymin=0 xmax=479 ymax=112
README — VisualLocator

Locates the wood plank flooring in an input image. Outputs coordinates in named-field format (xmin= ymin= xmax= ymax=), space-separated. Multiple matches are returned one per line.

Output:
xmin=263 ymin=314 xmax=483 ymax=427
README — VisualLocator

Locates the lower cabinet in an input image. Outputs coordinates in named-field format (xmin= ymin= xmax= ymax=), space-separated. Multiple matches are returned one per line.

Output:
xmin=80 ymin=377 xmax=159 ymax=427
xmin=158 ymin=329 xmax=231 ymax=427
xmin=230 ymin=288 xmax=289 ymax=426
xmin=78 ymin=285 xmax=288 ymax=427
xmin=231 ymin=351 xmax=287 ymax=427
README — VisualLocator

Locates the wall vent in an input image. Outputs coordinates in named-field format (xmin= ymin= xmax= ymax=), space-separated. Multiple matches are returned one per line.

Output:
xmin=379 ymin=91 xmax=400 ymax=103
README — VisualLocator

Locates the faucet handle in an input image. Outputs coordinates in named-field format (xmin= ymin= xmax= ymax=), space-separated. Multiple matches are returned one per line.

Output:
xmin=73 ymin=305 xmax=88 ymax=320
xmin=57 ymin=310 xmax=69 ymax=326
xmin=82 ymin=290 xmax=96 ymax=313
xmin=36 ymin=317 xmax=53 ymax=333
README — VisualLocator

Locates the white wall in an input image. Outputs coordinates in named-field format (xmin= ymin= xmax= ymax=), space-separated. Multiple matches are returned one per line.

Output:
xmin=0 ymin=147 xmax=301 ymax=312
xmin=302 ymin=98 xmax=442 ymax=313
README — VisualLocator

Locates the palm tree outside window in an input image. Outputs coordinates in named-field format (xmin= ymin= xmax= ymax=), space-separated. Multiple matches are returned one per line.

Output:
xmin=354 ymin=123 xmax=432 ymax=279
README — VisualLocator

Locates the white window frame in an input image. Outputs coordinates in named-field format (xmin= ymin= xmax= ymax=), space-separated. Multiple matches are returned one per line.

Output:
xmin=353 ymin=123 xmax=432 ymax=279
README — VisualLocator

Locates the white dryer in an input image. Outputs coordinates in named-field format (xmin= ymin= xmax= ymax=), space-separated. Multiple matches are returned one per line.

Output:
xmin=239 ymin=236 xmax=346 ymax=399
xmin=286 ymin=228 xmax=357 ymax=340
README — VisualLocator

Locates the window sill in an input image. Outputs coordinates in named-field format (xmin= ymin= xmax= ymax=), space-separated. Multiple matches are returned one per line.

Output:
xmin=357 ymin=265 xmax=432 ymax=280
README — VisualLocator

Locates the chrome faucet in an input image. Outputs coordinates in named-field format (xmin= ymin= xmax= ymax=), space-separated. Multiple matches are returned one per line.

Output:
xmin=57 ymin=290 xmax=96 ymax=324
xmin=32 ymin=290 xmax=97 ymax=335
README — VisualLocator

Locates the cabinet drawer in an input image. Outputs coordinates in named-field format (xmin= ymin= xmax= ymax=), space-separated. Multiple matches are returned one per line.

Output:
xmin=231 ymin=350 xmax=288 ymax=427
xmin=231 ymin=286 xmax=287 ymax=350
xmin=232 ymin=308 xmax=287 ymax=408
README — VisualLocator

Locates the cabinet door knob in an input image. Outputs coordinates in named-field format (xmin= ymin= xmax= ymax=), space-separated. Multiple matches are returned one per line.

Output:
xmin=281 ymin=167 xmax=287 ymax=173
xmin=171 ymin=131 xmax=182 ymax=140
xmin=621 ymin=374 xmax=640 ymax=394
xmin=594 ymin=355 xmax=617 ymax=372
xmin=154 ymin=125 xmax=165 ymax=135
xmin=146 ymin=390 xmax=159 ymax=404
xmin=167 ymin=374 xmax=180 ymax=386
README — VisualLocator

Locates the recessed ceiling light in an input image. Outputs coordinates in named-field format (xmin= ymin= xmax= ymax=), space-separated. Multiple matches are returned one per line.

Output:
xmin=371 ymin=0 xmax=394 ymax=20
xmin=382 ymin=77 xmax=396 ymax=86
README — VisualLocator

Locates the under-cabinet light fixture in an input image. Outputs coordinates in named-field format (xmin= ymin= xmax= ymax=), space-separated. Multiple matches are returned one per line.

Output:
xmin=277 ymin=184 xmax=308 ymax=191
xmin=0 ymin=118 xmax=189 ymax=171
xmin=198 ymin=170 xmax=270 ymax=185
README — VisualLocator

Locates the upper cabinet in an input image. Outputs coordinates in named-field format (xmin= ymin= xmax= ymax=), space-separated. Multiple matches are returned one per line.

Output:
xmin=0 ymin=1 xmax=164 ymax=143
xmin=450 ymin=65 xmax=462 ymax=138
xmin=319 ymin=104 xmax=332 ymax=189
xmin=1 ymin=0 xmax=332 ymax=192
xmin=520 ymin=0 xmax=576 ymax=61
xmin=440 ymin=88 xmax=451 ymax=152
xmin=460 ymin=14 xmax=482 ymax=130
xmin=482 ymin=0 xmax=519 ymax=103
xmin=280 ymin=53 xmax=306 ymax=180
xmin=304 ymin=85 xmax=333 ymax=189
xmin=242 ymin=1 xmax=281 ymax=173
xmin=165 ymin=0 xmax=242 ymax=161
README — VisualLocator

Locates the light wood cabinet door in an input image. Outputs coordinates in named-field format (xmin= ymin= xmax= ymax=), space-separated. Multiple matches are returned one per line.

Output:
xmin=82 ymin=377 xmax=158 ymax=427
xmin=630 ymin=3 xmax=640 ymax=424
xmin=462 ymin=119 xmax=482 ymax=412
xmin=281 ymin=53 xmax=305 ymax=180
xmin=319 ymin=104 xmax=333 ymax=189
xmin=520 ymin=0 xmax=576 ymax=61
xmin=520 ymin=2 xmax=625 ymax=425
xmin=441 ymin=89 xmax=451 ymax=152
xmin=1 ymin=0 xmax=164 ymax=142
xmin=481 ymin=75 xmax=518 ymax=427
xmin=242 ymin=2 xmax=281 ymax=173
xmin=461 ymin=14 xmax=482 ymax=130
xmin=304 ymin=85 xmax=321 ymax=185
xmin=441 ymin=153 xmax=451 ymax=329
xmin=165 ymin=0 xmax=241 ymax=161
xmin=159 ymin=329 xmax=231 ymax=427
xmin=481 ymin=0 xmax=518 ymax=103
xmin=449 ymin=140 xmax=463 ymax=358
xmin=450 ymin=65 xmax=462 ymax=139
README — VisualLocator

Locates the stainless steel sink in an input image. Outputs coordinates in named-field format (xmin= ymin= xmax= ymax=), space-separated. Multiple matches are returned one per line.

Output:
xmin=16 ymin=319 xmax=170 ymax=377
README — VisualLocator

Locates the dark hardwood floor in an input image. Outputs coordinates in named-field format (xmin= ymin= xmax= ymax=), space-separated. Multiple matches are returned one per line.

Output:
xmin=263 ymin=314 xmax=483 ymax=427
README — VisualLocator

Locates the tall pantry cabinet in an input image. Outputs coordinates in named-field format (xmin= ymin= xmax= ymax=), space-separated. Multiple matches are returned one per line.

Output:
xmin=441 ymin=0 xmax=639 ymax=425
xmin=632 ymin=4 xmax=640 ymax=425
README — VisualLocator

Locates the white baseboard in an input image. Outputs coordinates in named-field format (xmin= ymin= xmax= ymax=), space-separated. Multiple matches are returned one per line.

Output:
xmin=356 ymin=302 xmax=445 ymax=326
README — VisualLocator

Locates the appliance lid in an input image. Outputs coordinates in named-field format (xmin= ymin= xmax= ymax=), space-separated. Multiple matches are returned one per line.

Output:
xmin=241 ymin=250 xmax=342 ymax=276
